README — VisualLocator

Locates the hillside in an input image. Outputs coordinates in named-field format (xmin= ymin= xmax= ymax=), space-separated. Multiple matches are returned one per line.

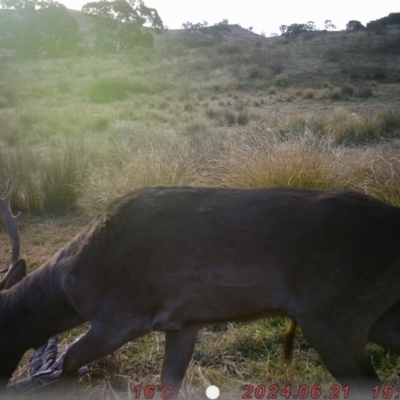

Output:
xmin=1 ymin=10 xmax=400 ymax=400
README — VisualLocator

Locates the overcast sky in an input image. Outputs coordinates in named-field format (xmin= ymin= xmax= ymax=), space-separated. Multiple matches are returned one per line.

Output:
xmin=60 ymin=0 xmax=399 ymax=36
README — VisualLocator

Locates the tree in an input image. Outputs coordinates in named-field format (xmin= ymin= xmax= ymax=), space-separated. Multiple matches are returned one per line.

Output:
xmin=306 ymin=21 xmax=316 ymax=31
xmin=346 ymin=20 xmax=365 ymax=31
xmin=0 ymin=1 xmax=83 ymax=57
xmin=280 ymin=23 xmax=312 ymax=37
xmin=0 ymin=0 xmax=51 ymax=11
xmin=366 ymin=13 xmax=400 ymax=34
xmin=279 ymin=25 xmax=287 ymax=35
xmin=181 ymin=21 xmax=207 ymax=31
xmin=82 ymin=0 xmax=163 ymax=52
xmin=324 ymin=20 xmax=336 ymax=30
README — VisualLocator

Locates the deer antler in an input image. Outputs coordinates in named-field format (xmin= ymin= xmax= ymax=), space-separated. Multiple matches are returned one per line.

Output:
xmin=0 ymin=189 xmax=20 ymax=272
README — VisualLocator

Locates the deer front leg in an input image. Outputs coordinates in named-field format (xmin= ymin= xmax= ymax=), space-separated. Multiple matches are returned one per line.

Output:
xmin=161 ymin=327 xmax=199 ymax=399
xmin=57 ymin=320 xmax=151 ymax=393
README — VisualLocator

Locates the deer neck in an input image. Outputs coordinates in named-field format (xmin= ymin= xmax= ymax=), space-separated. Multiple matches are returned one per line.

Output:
xmin=0 ymin=259 xmax=86 ymax=352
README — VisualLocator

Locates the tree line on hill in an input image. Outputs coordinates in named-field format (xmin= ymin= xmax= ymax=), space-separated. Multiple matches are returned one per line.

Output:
xmin=0 ymin=0 xmax=399 ymax=60
xmin=278 ymin=13 xmax=400 ymax=37
xmin=0 ymin=0 xmax=163 ymax=58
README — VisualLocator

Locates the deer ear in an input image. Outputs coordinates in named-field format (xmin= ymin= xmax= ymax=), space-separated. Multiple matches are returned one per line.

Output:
xmin=0 ymin=259 xmax=27 ymax=291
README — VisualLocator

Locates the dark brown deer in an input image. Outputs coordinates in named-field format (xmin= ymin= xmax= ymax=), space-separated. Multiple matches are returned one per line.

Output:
xmin=2 ymin=186 xmax=400 ymax=399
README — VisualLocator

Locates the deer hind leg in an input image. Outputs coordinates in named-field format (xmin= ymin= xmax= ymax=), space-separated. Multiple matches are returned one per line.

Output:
xmin=369 ymin=303 xmax=400 ymax=355
xmin=299 ymin=320 xmax=380 ymax=399
xmin=59 ymin=320 xmax=151 ymax=385
xmin=161 ymin=327 xmax=199 ymax=399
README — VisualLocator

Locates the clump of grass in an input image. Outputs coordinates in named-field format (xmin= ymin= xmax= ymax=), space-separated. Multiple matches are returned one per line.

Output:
xmin=0 ymin=146 xmax=43 ymax=213
xmin=225 ymin=131 xmax=346 ymax=190
xmin=284 ymin=92 xmax=293 ymax=102
xmin=221 ymin=109 xmax=236 ymax=126
xmin=157 ymin=100 xmax=169 ymax=110
xmin=274 ymin=73 xmax=289 ymax=87
xmin=342 ymin=65 xmax=387 ymax=80
xmin=362 ymin=153 xmax=400 ymax=206
xmin=57 ymin=80 xmax=70 ymax=93
xmin=0 ymin=85 xmax=18 ymax=108
xmin=341 ymin=83 xmax=354 ymax=97
xmin=356 ymin=84 xmax=373 ymax=98
xmin=205 ymin=107 xmax=220 ymax=120
xmin=89 ymin=117 xmax=110 ymax=132
xmin=329 ymin=88 xmax=341 ymax=100
xmin=237 ymin=110 xmax=249 ymax=125
xmin=91 ymin=67 xmax=100 ymax=78
xmin=0 ymin=140 xmax=89 ymax=214
xmin=42 ymin=142 xmax=89 ymax=213
xmin=88 ymin=79 xmax=130 ymax=103
xmin=269 ymin=59 xmax=284 ymax=75
xmin=183 ymin=102 xmax=194 ymax=112
xmin=376 ymin=109 xmax=400 ymax=133
xmin=0 ymin=112 xmax=20 ymax=145
xmin=32 ymin=66 xmax=42 ymax=77
xmin=268 ymin=86 xmax=277 ymax=95
xmin=276 ymin=110 xmax=400 ymax=145
xmin=88 ymin=79 xmax=151 ymax=103
xmin=303 ymin=89 xmax=314 ymax=99
xmin=184 ymin=121 xmax=208 ymax=138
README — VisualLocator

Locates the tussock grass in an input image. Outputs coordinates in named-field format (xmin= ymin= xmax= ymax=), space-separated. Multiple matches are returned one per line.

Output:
xmin=0 ymin=110 xmax=19 ymax=145
xmin=2 ymin=109 xmax=400 ymax=213
xmin=0 ymin=140 xmax=90 ymax=213
xmin=222 ymin=131 xmax=346 ymax=190
xmin=42 ymin=142 xmax=89 ymax=213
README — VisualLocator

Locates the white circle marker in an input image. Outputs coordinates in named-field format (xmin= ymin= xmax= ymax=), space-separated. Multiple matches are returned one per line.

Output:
xmin=206 ymin=385 xmax=220 ymax=399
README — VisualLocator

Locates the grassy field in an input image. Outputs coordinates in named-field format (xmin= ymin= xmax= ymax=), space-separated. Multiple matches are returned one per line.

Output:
xmin=1 ymin=22 xmax=400 ymax=399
